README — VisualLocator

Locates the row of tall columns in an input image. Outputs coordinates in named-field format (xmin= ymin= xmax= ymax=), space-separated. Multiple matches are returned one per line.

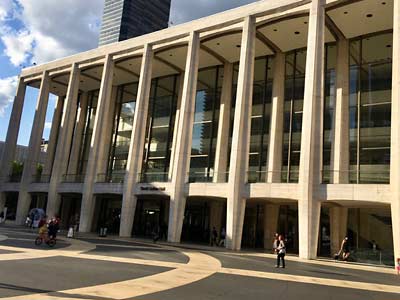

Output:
xmin=297 ymin=0 xmax=325 ymax=259
xmin=16 ymin=71 xmax=50 ymax=224
xmin=168 ymin=32 xmax=200 ymax=243
xmin=390 ymin=0 xmax=400 ymax=266
xmin=46 ymin=64 xmax=81 ymax=217
xmin=79 ymin=56 xmax=115 ymax=232
xmin=226 ymin=16 xmax=255 ymax=250
xmin=120 ymin=44 xmax=154 ymax=237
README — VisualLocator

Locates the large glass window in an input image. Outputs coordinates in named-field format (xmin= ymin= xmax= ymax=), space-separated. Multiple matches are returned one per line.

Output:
xmin=322 ymin=44 xmax=337 ymax=183
xmin=189 ymin=66 xmax=223 ymax=182
xmin=106 ymin=83 xmax=138 ymax=182
xmin=281 ymin=49 xmax=306 ymax=183
xmin=77 ymin=90 xmax=99 ymax=178
xmin=349 ymin=32 xmax=392 ymax=184
xmin=248 ymin=57 xmax=274 ymax=183
xmin=142 ymin=75 xmax=179 ymax=182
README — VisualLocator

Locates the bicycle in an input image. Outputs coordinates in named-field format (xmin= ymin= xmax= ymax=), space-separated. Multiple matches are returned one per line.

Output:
xmin=35 ymin=234 xmax=56 ymax=247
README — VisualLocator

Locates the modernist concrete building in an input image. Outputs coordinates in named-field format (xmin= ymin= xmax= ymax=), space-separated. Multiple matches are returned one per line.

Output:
xmin=0 ymin=0 xmax=398 ymax=265
xmin=99 ymin=0 xmax=171 ymax=46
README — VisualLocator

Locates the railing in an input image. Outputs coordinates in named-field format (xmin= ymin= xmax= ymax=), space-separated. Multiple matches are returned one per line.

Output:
xmin=62 ymin=174 xmax=85 ymax=183
xmin=187 ymin=171 xmax=230 ymax=183
xmin=138 ymin=172 xmax=169 ymax=183
xmin=321 ymin=170 xmax=390 ymax=184
xmin=31 ymin=174 xmax=51 ymax=183
xmin=7 ymin=174 xmax=22 ymax=183
xmin=96 ymin=173 xmax=125 ymax=183
xmin=350 ymin=248 xmax=394 ymax=266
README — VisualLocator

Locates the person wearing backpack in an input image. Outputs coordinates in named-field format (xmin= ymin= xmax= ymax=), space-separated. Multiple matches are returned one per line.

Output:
xmin=275 ymin=235 xmax=286 ymax=268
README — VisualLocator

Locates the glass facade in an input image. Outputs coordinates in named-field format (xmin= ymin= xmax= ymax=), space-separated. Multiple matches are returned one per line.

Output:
xmin=189 ymin=66 xmax=223 ymax=183
xmin=281 ymin=49 xmax=306 ymax=183
xmin=349 ymin=32 xmax=392 ymax=184
xmin=77 ymin=90 xmax=99 ymax=177
xmin=322 ymin=44 xmax=337 ymax=183
xmin=248 ymin=57 xmax=274 ymax=183
xmin=106 ymin=83 xmax=138 ymax=182
xmin=142 ymin=75 xmax=179 ymax=182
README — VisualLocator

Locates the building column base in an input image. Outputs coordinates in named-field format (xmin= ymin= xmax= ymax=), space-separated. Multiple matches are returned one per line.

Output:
xmin=119 ymin=194 xmax=138 ymax=237
xmin=298 ymin=199 xmax=321 ymax=259
xmin=226 ymin=197 xmax=246 ymax=251
xmin=167 ymin=195 xmax=186 ymax=243
xmin=15 ymin=190 xmax=31 ymax=225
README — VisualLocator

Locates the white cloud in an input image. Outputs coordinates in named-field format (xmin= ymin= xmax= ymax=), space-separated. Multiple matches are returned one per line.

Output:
xmin=0 ymin=0 xmax=13 ymax=21
xmin=1 ymin=29 xmax=33 ymax=66
xmin=1 ymin=0 xmax=103 ymax=66
xmin=0 ymin=76 xmax=17 ymax=116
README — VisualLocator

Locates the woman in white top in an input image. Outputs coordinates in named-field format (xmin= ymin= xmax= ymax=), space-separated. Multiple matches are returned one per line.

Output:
xmin=275 ymin=235 xmax=286 ymax=268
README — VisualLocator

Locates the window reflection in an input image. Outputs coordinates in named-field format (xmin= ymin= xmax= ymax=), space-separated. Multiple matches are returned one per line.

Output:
xmin=349 ymin=32 xmax=392 ymax=184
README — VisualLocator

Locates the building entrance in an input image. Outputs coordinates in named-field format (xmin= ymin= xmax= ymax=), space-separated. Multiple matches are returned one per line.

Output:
xmin=93 ymin=195 xmax=122 ymax=234
xmin=181 ymin=198 xmax=226 ymax=245
xmin=132 ymin=197 xmax=169 ymax=239
xmin=59 ymin=194 xmax=81 ymax=229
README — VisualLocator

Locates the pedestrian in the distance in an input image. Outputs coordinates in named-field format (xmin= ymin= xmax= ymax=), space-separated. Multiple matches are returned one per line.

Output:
xmin=272 ymin=232 xmax=279 ymax=253
xmin=275 ymin=235 xmax=286 ymax=268
xmin=219 ymin=228 xmax=226 ymax=247
xmin=339 ymin=237 xmax=350 ymax=261
xmin=396 ymin=258 xmax=400 ymax=275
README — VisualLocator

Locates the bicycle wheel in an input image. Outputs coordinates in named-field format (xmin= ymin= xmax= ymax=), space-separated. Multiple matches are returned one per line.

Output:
xmin=47 ymin=238 xmax=56 ymax=247
xmin=34 ymin=237 xmax=42 ymax=246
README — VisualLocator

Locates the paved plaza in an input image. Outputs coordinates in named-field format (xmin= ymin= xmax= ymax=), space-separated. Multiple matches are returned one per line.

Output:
xmin=0 ymin=225 xmax=398 ymax=300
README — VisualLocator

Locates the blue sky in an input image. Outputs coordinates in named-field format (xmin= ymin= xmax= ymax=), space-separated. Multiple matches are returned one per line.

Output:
xmin=0 ymin=0 xmax=255 ymax=146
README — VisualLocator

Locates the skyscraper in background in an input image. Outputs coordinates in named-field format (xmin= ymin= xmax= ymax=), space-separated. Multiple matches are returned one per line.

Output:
xmin=99 ymin=0 xmax=171 ymax=46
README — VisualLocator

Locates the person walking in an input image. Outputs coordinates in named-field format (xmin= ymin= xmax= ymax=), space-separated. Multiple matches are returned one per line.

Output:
xmin=276 ymin=235 xmax=286 ymax=268
xmin=272 ymin=232 xmax=279 ymax=253
xmin=219 ymin=228 xmax=226 ymax=247
xmin=339 ymin=237 xmax=350 ymax=261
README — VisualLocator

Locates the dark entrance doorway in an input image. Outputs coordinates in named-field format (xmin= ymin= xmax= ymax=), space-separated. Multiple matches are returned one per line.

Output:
xmin=29 ymin=193 xmax=47 ymax=211
xmin=242 ymin=203 xmax=264 ymax=249
xmin=133 ymin=197 xmax=169 ymax=239
xmin=93 ymin=195 xmax=122 ymax=234
xmin=181 ymin=198 xmax=226 ymax=245
xmin=277 ymin=204 xmax=299 ymax=254
xmin=4 ymin=192 xmax=18 ymax=220
xmin=59 ymin=194 xmax=82 ymax=229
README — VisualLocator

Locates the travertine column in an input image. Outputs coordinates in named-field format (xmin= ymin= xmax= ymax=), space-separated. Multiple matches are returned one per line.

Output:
xmin=16 ymin=71 xmax=50 ymax=224
xmin=0 ymin=78 xmax=26 ymax=180
xmin=42 ymin=96 xmax=64 ymax=176
xmin=263 ymin=203 xmax=279 ymax=250
xmin=168 ymin=74 xmax=184 ymax=181
xmin=329 ymin=206 xmax=348 ymax=255
xmin=298 ymin=0 xmax=325 ymax=259
xmin=79 ymin=55 xmax=115 ymax=232
xmin=47 ymin=64 xmax=80 ymax=217
xmin=120 ymin=44 xmax=153 ymax=237
xmin=391 ymin=0 xmax=400 ymax=265
xmin=214 ymin=63 xmax=233 ymax=183
xmin=168 ymin=32 xmax=200 ymax=243
xmin=67 ymin=93 xmax=89 ymax=175
xmin=226 ymin=16 xmax=256 ymax=250
xmin=332 ymin=38 xmax=350 ymax=184
xmin=267 ymin=52 xmax=285 ymax=183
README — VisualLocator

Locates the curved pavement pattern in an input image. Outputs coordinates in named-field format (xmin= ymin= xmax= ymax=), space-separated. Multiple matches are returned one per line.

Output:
xmin=0 ymin=229 xmax=399 ymax=300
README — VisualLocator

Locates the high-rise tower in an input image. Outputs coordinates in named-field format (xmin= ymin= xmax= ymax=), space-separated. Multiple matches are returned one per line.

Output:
xmin=99 ymin=0 xmax=171 ymax=46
